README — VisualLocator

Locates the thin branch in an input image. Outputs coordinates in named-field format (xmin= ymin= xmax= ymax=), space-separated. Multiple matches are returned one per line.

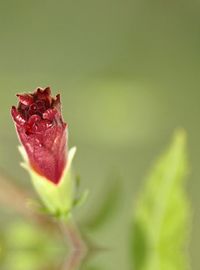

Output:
xmin=0 ymin=169 xmax=51 ymax=226
xmin=59 ymin=218 xmax=88 ymax=270
xmin=61 ymin=249 xmax=85 ymax=270
xmin=0 ymin=169 xmax=88 ymax=270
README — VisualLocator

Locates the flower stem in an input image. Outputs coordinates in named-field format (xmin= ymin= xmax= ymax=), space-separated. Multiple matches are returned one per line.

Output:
xmin=59 ymin=217 xmax=88 ymax=270
xmin=60 ymin=217 xmax=87 ymax=251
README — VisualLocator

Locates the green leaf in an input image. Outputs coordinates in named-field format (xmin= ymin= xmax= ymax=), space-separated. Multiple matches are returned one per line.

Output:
xmin=131 ymin=130 xmax=190 ymax=270
xmin=73 ymin=189 xmax=89 ymax=208
xmin=84 ymin=177 xmax=121 ymax=231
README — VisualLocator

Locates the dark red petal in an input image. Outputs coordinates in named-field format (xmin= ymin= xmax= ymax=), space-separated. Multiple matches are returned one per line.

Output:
xmin=36 ymin=87 xmax=51 ymax=104
xmin=11 ymin=87 xmax=67 ymax=185
xmin=11 ymin=106 xmax=26 ymax=126
xmin=43 ymin=108 xmax=57 ymax=121
xmin=28 ymin=114 xmax=41 ymax=125
xmin=52 ymin=94 xmax=62 ymax=113
xmin=17 ymin=94 xmax=34 ymax=106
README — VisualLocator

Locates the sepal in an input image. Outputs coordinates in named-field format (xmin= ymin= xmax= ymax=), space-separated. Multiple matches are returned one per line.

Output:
xmin=19 ymin=146 xmax=77 ymax=219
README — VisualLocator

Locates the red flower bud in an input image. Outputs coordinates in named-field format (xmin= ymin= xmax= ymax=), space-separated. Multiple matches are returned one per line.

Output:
xmin=11 ymin=87 xmax=67 ymax=185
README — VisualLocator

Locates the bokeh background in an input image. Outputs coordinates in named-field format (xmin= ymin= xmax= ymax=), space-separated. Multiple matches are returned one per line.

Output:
xmin=0 ymin=1 xmax=199 ymax=269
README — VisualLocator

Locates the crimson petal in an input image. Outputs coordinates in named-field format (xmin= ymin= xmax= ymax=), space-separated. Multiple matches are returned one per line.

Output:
xmin=11 ymin=87 xmax=67 ymax=185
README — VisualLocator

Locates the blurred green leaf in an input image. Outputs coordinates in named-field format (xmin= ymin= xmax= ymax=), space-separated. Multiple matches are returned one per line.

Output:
xmin=85 ymin=177 xmax=121 ymax=231
xmin=2 ymin=221 xmax=65 ymax=270
xmin=131 ymin=130 xmax=190 ymax=270
xmin=73 ymin=175 xmax=89 ymax=209
xmin=73 ymin=189 xmax=89 ymax=208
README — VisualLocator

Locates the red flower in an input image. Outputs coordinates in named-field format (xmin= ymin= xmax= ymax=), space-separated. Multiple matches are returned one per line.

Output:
xmin=11 ymin=87 xmax=67 ymax=185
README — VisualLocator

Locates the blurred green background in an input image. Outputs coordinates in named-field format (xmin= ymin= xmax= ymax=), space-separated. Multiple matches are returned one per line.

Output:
xmin=0 ymin=0 xmax=199 ymax=269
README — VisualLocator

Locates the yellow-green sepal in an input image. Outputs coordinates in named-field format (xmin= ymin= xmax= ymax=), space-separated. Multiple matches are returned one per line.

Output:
xmin=19 ymin=146 xmax=76 ymax=219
